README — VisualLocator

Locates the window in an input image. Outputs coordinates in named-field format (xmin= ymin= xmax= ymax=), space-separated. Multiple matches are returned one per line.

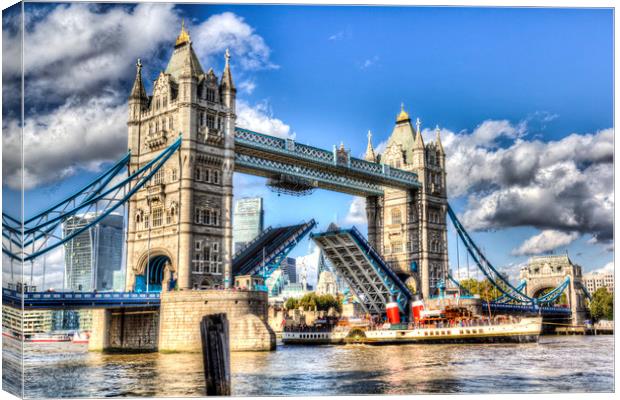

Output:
xmin=153 ymin=169 xmax=164 ymax=185
xmin=195 ymin=167 xmax=202 ymax=181
xmin=207 ymin=115 xmax=215 ymax=129
xmin=144 ymin=215 xmax=149 ymax=229
xmin=169 ymin=117 xmax=174 ymax=130
xmin=170 ymin=168 xmax=177 ymax=182
xmin=153 ymin=208 xmax=163 ymax=227
xmin=195 ymin=241 xmax=202 ymax=251
xmin=194 ymin=208 xmax=203 ymax=224
xmin=213 ymin=171 xmax=220 ymax=184
xmin=206 ymin=88 xmax=216 ymax=102
xmin=204 ymin=169 xmax=211 ymax=183
xmin=392 ymin=241 xmax=403 ymax=253
xmin=391 ymin=208 xmax=402 ymax=225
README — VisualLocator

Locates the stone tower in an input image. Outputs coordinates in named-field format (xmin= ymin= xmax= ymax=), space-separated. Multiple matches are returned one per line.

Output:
xmin=126 ymin=23 xmax=236 ymax=291
xmin=366 ymin=105 xmax=449 ymax=299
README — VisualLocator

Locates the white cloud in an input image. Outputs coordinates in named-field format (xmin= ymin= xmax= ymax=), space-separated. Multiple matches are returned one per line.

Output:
xmin=3 ymin=246 xmax=65 ymax=290
xmin=420 ymin=120 xmax=613 ymax=243
xmin=191 ymin=12 xmax=276 ymax=71
xmin=511 ymin=230 xmax=579 ymax=256
xmin=2 ymin=5 xmax=283 ymax=190
xmin=591 ymin=262 xmax=614 ymax=275
xmin=4 ymin=3 xmax=179 ymax=103
xmin=3 ymin=93 xmax=127 ymax=190
xmin=236 ymin=100 xmax=293 ymax=139
xmin=360 ymin=55 xmax=379 ymax=70
xmin=328 ymin=26 xmax=352 ymax=41
xmin=343 ymin=197 xmax=367 ymax=225
xmin=238 ymin=79 xmax=257 ymax=94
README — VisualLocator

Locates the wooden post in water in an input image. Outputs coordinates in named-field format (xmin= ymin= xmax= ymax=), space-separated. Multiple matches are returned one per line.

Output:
xmin=200 ymin=313 xmax=231 ymax=396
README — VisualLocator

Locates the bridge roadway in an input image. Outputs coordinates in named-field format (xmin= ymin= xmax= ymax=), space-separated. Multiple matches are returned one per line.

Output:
xmin=2 ymin=288 xmax=160 ymax=309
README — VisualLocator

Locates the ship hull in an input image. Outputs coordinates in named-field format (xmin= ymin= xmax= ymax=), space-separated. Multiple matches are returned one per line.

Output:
xmin=282 ymin=318 xmax=542 ymax=346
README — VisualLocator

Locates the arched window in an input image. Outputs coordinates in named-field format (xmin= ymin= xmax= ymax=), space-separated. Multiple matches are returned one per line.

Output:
xmin=391 ymin=208 xmax=402 ymax=225
xmin=195 ymin=167 xmax=202 ymax=181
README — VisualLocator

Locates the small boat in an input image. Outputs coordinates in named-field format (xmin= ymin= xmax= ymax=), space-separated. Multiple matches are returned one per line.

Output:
xmin=27 ymin=332 xmax=71 ymax=343
xmin=71 ymin=331 xmax=89 ymax=344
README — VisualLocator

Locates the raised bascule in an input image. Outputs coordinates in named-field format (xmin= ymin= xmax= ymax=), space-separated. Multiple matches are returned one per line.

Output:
xmin=2 ymin=24 xmax=589 ymax=351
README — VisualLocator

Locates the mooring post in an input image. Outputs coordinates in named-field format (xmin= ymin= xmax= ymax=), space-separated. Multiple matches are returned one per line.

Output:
xmin=200 ymin=313 xmax=231 ymax=396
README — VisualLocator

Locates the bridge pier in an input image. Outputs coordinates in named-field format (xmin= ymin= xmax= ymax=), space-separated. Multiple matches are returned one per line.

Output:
xmin=89 ymin=307 xmax=159 ymax=352
xmin=89 ymin=289 xmax=275 ymax=353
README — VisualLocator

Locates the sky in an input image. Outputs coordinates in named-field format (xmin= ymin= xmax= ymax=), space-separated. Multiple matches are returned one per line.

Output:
xmin=1 ymin=3 xmax=614 ymax=289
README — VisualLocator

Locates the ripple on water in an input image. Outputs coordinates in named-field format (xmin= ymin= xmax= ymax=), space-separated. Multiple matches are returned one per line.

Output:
xmin=2 ymin=335 xmax=614 ymax=397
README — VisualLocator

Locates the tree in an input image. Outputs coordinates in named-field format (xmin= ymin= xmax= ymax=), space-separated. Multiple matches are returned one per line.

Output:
xmin=458 ymin=278 xmax=503 ymax=301
xmin=589 ymin=288 xmax=613 ymax=321
xmin=284 ymin=297 xmax=298 ymax=310
xmin=293 ymin=292 xmax=342 ymax=313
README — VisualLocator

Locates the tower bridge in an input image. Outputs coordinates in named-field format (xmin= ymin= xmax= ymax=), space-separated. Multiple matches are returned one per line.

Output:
xmin=2 ymin=24 xmax=589 ymax=351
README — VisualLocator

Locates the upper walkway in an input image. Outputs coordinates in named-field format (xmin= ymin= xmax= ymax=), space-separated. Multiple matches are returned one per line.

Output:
xmin=234 ymin=128 xmax=420 ymax=196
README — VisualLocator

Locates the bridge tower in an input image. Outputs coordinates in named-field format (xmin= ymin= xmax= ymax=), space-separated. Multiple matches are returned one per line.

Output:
xmin=126 ymin=24 xmax=236 ymax=291
xmin=365 ymin=106 xmax=449 ymax=299
xmin=520 ymin=255 xmax=589 ymax=325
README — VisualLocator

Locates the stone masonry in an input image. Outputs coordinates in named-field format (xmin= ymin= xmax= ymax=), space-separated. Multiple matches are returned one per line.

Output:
xmin=158 ymin=290 xmax=275 ymax=352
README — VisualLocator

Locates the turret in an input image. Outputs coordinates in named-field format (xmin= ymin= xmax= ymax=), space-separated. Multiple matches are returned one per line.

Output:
xmin=364 ymin=130 xmax=376 ymax=162
xmin=435 ymin=125 xmax=446 ymax=169
xmin=128 ymin=58 xmax=148 ymax=121
xmin=220 ymin=48 xmax=236 ymax=111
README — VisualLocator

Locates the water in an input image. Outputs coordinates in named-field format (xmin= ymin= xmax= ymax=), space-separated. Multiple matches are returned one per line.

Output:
xmin=3 ymin=335 xmax=614 ymax=398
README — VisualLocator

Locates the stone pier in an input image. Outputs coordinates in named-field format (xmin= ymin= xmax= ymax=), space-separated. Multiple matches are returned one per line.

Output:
xmin=158 ymin=290 xmax=275 ymax=352
xmin=89 ymin=289 xmax=275 ymax=353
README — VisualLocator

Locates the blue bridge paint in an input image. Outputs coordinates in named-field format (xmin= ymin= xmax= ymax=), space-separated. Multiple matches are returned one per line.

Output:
xmin=2 ymin=288 xmax=160 ymax=309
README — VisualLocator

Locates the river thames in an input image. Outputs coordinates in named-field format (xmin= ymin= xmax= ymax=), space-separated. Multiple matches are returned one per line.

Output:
xmin=2 ymin=335 xmax=614 ymax=397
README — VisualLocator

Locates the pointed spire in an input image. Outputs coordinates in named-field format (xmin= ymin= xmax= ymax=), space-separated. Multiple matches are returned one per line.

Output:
xmin=436 ymin=124 xmax=445 ymax=154
xmin=220 ymin=48 xmax=235 ymax=91
xmin=364 ymin=130 xmax=376 ymax=162
xmin=414 ymin=117 xmax=425 ymax=149
xmin=129 ymin=58 xmax=147 ymax=100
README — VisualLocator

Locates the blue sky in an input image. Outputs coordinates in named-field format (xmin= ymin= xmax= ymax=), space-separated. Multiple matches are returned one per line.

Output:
xmin=2 ymin=4 xmax=613 ymax=287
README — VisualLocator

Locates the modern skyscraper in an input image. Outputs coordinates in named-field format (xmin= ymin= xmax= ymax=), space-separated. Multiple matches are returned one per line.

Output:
xmin=233 ymin=197 xmax=264 ymax=252
xmin=280 ymin=257 xmax=297 ymax=283
xmin=63 ymin=212 xmax=124 ymax=291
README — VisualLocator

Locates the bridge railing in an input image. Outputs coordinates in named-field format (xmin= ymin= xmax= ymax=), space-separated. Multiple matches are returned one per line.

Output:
xmin=234 ymin=127 xmax=419 ymax=187
xmin=2 ymin=288 xmax=161 ymax=301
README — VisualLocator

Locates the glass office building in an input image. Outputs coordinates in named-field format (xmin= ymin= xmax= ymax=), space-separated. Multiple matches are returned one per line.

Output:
xmin=63 ymin=212 xmax=124 ymax=291
xmin=233 ymin=197 xmax=264 ymax=253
